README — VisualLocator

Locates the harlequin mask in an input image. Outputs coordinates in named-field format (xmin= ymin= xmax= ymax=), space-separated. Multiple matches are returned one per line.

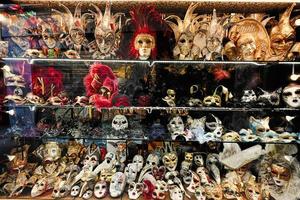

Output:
xmin=90 ymin=3 xmax=123 ymax=56
xmin=162 ymin=152 xmax=178 ymax=171
xmin=169 ymin=185 xmax=183 ymax=200
xmin=282 ymin=83 xmax=300 ymax=108
xmin=82 ymin=144 xmax=100 ymax=169
xmin=165 ymin=3 xmax=201 ymax=60
xmin=128 ymin=182 xmax=144 ymax=200
xmin=109 ymin=172 xmax=126 ymax=197
xmin=112 ymin=114 xmax=128 ymax=131
xmin=227 ymin=18 xmax=271 ymax=61
xmin=132 ymin=154 xmax=144 ymax=172
xmin=271 ymin=162 xmax=291 ymax=187
xmin=270 ymin=3 xmax=296 ymax=58
xmin=125 ymin=163 xmax=139 ymax=183
xmin=94 ymin=180 xmax=108 ymax=198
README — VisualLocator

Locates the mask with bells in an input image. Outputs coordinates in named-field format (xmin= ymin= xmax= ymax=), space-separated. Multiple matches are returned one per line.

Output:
xmin=128 ymin=182 xmax=144 ymax=200
xmin=125 ymin=163 xmax=139 ymax=183
xmin=109 ymin=172 xmax=126 ymax=197
xmin=90 ymin=3 xmax=123 ymax=57
xmin=169 ymin=185 xmax=184 ymax=200
xmin=270 ymin=3 xmax=296 ymax=60
xmin=165 ymin=3 xmax=201 ymax=60
xmin=132 ymin=154 xmax=144 ymax=172
xmin=112 ymin=114 xmax=128 ymax=131
xmin=152 ymin=180 xmax=168 ymax=200
xmin=241 ymin=90 xmax=257 ymax=103
xmin=94 ymin=180 xmax=108 ymax=198
xmin=282 ymin=83 xmax=300 ymax=108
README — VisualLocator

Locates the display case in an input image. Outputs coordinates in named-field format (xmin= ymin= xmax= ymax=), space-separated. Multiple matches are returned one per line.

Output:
xmin=1 ymin=1 xmax=300 ymax=200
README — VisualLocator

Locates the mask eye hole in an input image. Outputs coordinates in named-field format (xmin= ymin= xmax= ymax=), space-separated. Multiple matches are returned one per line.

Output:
xmin=295 ymin=89 xmax=300 ymax=95
xmin=180 ymin=39 xmax=186 ymax=43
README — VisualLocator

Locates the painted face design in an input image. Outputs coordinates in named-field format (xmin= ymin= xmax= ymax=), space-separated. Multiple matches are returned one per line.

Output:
xmin=162 ymin=152 xmax=178 ymax=171
xmin=271 ymin=163 xmax=291 ymax=187
xmin=282 ymin=84 xmax=300 ymax=108
xmin=177 ymin=32 xmax=194 ymax=56
xmin=167 ymin=116 xmax=184 ymax=134
xmin=237 ymin=34 xmax=257 ymax=61
xmin=134 ymin=34 xmax=155 ymax=60
xmin=94 ymin=181 xmax=108 ymax=198
xmin=70 ymin=27 xmax=85 ymax=45
xmin=109 ymin=172 xmax=126 ymax=197
xmin=96 ymin=30 xmax=115 ymax=54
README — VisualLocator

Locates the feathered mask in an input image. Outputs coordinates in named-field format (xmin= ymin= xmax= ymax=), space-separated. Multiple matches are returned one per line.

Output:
xmin=31 ymin=67 xmax=64 ymax=98
xmin=128 ymin=5 xmax=164 ymax=59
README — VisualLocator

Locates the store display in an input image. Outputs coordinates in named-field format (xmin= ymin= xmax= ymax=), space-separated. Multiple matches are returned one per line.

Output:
xmin=1 ymin=1 xmax=300 ymax=200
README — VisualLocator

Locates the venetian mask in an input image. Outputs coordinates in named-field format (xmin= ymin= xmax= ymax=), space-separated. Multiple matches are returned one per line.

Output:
xmin=245 ymin=181 xmax=262 ymax=200
xmin=195 ymin=185 xmax=206 ymax=200
xmin=34 ymin=142 xmax=61 ymax=162
xmin=187 ymin=171 xmax=201 ymax=193
xmin=73 ymin=96 xmax=89 ymax=106
xmin=112 ymin=114 xmax=128 ymax=131
xmin=222 ymin=181 xmax=241 ymax=200
xmin=203 ymin=95 xmax=221 ymax=107
xmin=257 ymin=88 xmax=281 ymax=106
xmin=31 ymin=178 xmax=49 ymax=197
xmin=52 ymin=179 xmax=70 ymax=198
xmin=249 ymin=116 xmax=270 ymax=135
xmin=8 ymin=145 xmax=30 ymax=170
xmin=167 ymin=116 xmax=184 ymax=136
xmin=82 ymin=145 xmax=100 ymax=169
xmin=222 ymin=131 xmax=241 ymax=142
xmin=25 ymin=93 xmax=45 ymax=105
xmin=99 ymin=169 xmax=115 ymax=182
xmin=70 ymin=28 xmax=85 ymax=45
xmin=145 ymin=154 xmax=160 ymax=168
xmin=152 ymin=180 xmax=168 ymax=200
xmin=184 ymin=152 xmax=193 ymax=163
xmin=128 ymin=182 xmax=144 ymax=200
xmin=271 ymin=162 xmax=291 ymax=188
xmin=4 ymin=75 xmax=26 ymax=88
xmin=132 ymin=154 xmax=144 ymax=172
xmin=41 ymin=26 xmax=57 ymax=49
xmin=94 ymin=180 xmax=108 ymax=198
xmin=169 ymin=185 xmax=183 ymax=200
xmin=82 ymin=190 xmax=93 ymax=199
xmin=165 ymin=3 xmax=201 ymax=60
xmin=282 ymin=83 xmax=300 ymax=108
xmin=134 ymin=33 xmax=155 ymax=60
xmin=152 ymin=166 xmax=166 ymax=180
xmin=205 ymin=114 xmax=222 ymax=131
xmin=70 ymin=185 xmax=80 ymax=197
xmin=205 ymin=183 xmax=223 ymax=200
xmin=227 ymin=19 xmax=271 ymax=61
xmin=125 ymin=163 xmax=139 ymax=183
xmin=270 ymin=3 xmax=296 ymax=59
xmin=194 ymin=153 xmax=204 ymax=167
xmin=109 ymin=172 xmax=126 ymax=197
xmin=241 ymin=90 xmax=257 ymax=103
xmin=162 ymin=152 xmax=178 ymax=171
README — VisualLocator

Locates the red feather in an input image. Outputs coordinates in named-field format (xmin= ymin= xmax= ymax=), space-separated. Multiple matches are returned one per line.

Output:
xmin=213 ymin=67 xmax=231 ymax=81
xmin=143 ymin=179 xmax=155 ymax=200
xmin=112 ymin=95 xmax=131 ymax=107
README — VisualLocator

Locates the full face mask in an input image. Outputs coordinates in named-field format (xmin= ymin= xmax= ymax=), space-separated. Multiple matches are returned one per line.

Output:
xmin=271 ymin=162 xmax=291 ymax=188
xmin=194 ymin=153 xmax=205 ymax=167
xmin=94 ymin=180 xmax=108 ymax=198
xmin=31 ymin=178 xmax=49 ymax=197
xmin=134 ymin=34 xmax=156 ymax=60
xmin=241 ymin=90 xmax=257 ymax=103
xmin=222 ymin=181 xmax=241 ymax=200
xmin=109 ymin=172 xmax=126 ymax=197
xmin=34 ymin=142 xmax=61 ymax=162
xmin=125 ymin=163 xmax=139 ymax=183
xmin=70 ymin=185 xmax=80 ymax=197
xmin=8 ymin=145 xmax=30 ymax=170
xmin=162 ymin=152 xmax=178 ymax=171
xmin=152 ymin=166 xmax=166 ymax=180
xmin=187 ymin=171 xmax=201 ymax=193
xmin=282 ymin=83 xmax=300 ymax=108
xmin=152 ymin=180 xmax=168 ymax=200
xmin=167 ymin=116 xmax=185 ymax=135
xmin=82 ymin=145 xmax=100 ymax=169
xmin=270 ymin=3 xmax=296 ymax=59
xmin=52 ymin=179 xmax=70 ymax=198
xmin=169 ymin=185 xmax=184 ymax=200
xmin=133 ymin=155 xmax=144 ymax=172
xmin=206 ymin=183 xmax=223 ymax=200
xmin=112 ymin=114 xmax=128 ymax=131
xmin=145 ymin=154 xmax=160 ymax=169
xmin=245 ymin=180 xmax=262 ymax=200
xmin=195 ymin=185 xmax=206 ymax=200
xmin=99 ymin=169 xmax=116 ymax=182
xmin=128 ymin=182 xmax=144 ymax=200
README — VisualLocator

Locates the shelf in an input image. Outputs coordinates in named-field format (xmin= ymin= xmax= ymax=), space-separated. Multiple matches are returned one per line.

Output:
xmin=3 ymin=105 xmax=300 ymax=113
xmin=4 ymin=0 xmax=300 ymax=13
xmin=3 ymin=57 xmax=300 ymax=67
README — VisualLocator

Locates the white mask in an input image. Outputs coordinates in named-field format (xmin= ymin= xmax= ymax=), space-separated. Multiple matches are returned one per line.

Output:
xmin=145 ymin=154 xmax=160 ymax=168
xmin=195 ymin=185 xmax=206 ymax=200
xmin=112 ymin=115 xmax=128 ymax=131
xmin=187 ymin=171 xmax=200 ymax=193
xmin=169 ymin=185 xmax=183 ymax=200
xmin=109 ymin=172 xmax=126 ymax=197
xmin=152 ymin=180 xmax=168 ymax=200
xmin=52 ymin=180 xmax=70 ymax=198
xmin=31 ymin=178 xmax=49 ymax=197
xmin=282 ymin=84 xmax=300 ymax=108
xmin=94 ymin=181 xmax=108 ymax=198
xmin=241 ymin=90 xmax=257 ymax=103
xmin=128 ymin=182 xmax=144 ymax=200
xmin=167 ymin=116 xmax=184 ymax=136
xmin=125 ymin=163 xmax=139 ymax=183
xmin=82 ymin=190 xmax=93 ymax=199
xmin=70 ymin=185 xmax=80 ymax=197
xmin=133 ymin=155 xmax=144 ymax=172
